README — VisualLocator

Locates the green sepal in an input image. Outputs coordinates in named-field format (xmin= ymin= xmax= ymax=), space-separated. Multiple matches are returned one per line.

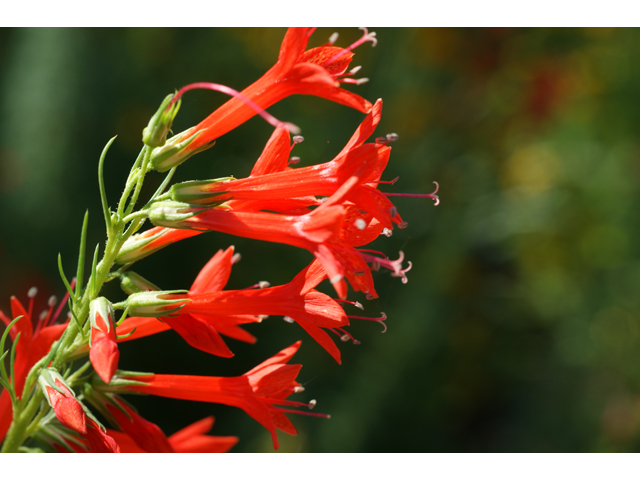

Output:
xmin=125 ymin=289 xmax=189 ymax=317
xmin=170 ymin=178 xmax=234 ymax=205
xmin=142 ymin=93 xmax=181 ymax=148
xmin=149 ymin=127 xmax=215 ymax=173
xmin=38 ymin=369 xmax=74 ymax=407
xmin=147 ymin=200 xmax=207 ymax=228
xmin=120 ymin=271 xmax=160 ymax=295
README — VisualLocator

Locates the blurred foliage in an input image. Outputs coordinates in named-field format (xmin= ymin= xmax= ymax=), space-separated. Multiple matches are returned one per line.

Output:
xmin=2 ymin=28 xmax=640 ymax=452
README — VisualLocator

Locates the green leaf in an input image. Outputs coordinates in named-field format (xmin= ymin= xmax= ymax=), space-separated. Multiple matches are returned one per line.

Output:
xmin=75 ymin=210 xmax=89 ymax=298
xmin=57 ymin=254 xmax=77 ymax=305
xmin=98 ymin=136 xmax=117 ymax=233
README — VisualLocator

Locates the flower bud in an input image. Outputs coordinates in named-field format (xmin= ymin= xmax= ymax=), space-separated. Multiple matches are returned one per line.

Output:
xmin=149 ymin=127 xmax=215 ymax=172
xmin=39 ymin=368 xmax=87 ymax=434
xmin=170 ymin=178 xmax=234 ymax=205
xmin=89 ymin=297 xmax=120 ymax=384
xmin=148 ymin=200 xmax=204 ymax=229
xmin=126 ymin=291 xmax=189 ymax=317
xmin=120 ymin=272 xmax=160 ymax=295
xmin=142 ymin=94 xmax=181 ymax=148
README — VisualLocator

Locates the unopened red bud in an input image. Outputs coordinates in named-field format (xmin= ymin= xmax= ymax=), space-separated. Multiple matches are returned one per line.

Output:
xmin=89 ymin=297 xmax=120 ymax=384
xmin=39 ymin=369 xmax=87 ymax=434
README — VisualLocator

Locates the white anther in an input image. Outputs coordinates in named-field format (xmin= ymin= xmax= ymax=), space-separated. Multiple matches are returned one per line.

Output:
xmin=330 ymin=274 xmax=343 ymax=284
xmin=28 ymin=287 xmax=38 ymax=298
xmin=258 ymin=315 xmax=269 ymax=321
xmin=48 ymin=295 xmax=58 ymax=307
xmin=308 ymin=399 xmax=317 ymax=410
xmin=354 ymin=301 xmax=364 ymax=311
xmin=259 ymin=281 xmax=270 ymax=289
xmin=386 ymin=133 xmax=399 ymax=142
xmin=328 ymin=32 xmax=339 ymax=45
xmin=283 ymin=316 xmax=295 ymax=324
xmin=292 ymin=135 xmax=304 ymax=144
xmin=340 ymin=334 xmax=350 ymax=342
xmin=356 ymin=77 xmax=370 ymax=85
xmin=289 ymin=156 xmax=301 ymax=165
xmin=39 ymin=311 xmax=48 ymax=321
xmin=350 ymin=65 xmax=362 ymax=74
xmin=294 ymin=386 xmax=305 ymax=393
xmin=231 ymin=253 xmax=242 ymax=264
xmin=355 ymin=218 xmax=366 ymax=230
xmin=381 ymin=228 xmax=393 ymax=237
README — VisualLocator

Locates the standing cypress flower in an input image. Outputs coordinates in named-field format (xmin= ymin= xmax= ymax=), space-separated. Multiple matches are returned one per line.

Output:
xmin=38 ymin=369 xmax=86 ymax=435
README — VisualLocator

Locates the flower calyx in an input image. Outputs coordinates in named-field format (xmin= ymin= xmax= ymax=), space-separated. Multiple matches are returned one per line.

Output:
xmin=147 ymin=200 xmax=208 ymax=229
xmin=149 ymin=127 xmax=215 ymax=172
xmin=125 ymin=290 xmax=189 ymax=317
xmin=170 ymin=178 xmax=235 ymax=205
xmin=142 ymin=93 xmax=181 ymax=148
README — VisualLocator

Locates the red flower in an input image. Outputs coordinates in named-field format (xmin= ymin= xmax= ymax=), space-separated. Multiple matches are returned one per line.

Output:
xmin=107 ymin=416 xmax=238 ymax=453
xmin=172 ymin=27 xmax=374 ymax=154
xmin=172 ymin=99 xmax=404 ymax=231
xmin=39 ymin=370 xmax=87 ymax=435
xmin=107 ymin=341 xmax=315 ymax=449
xmin=0 ymin=291 xmax=68 ymax=441
xmin=150 ymin=176 xmax=377 ymax=300
xmin=83 ymin=418 xmax=120 ymax=453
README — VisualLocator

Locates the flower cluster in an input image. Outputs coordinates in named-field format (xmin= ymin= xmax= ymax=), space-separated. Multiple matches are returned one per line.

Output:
xmin=0 ymin=27 xmax=438 ymax=453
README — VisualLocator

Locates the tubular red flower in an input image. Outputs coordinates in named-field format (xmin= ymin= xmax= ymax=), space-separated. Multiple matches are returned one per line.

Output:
xmin=89 ymin=298 xmax=119 ymax=384
xmin=111 ymin=342 xmax=307 ymax=449
xmin=171 ymin=28 xmax=372 ymax=154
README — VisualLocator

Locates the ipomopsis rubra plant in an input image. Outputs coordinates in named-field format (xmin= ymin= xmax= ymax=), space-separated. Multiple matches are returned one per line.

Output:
xmin=0 ymin=27 xmax=438 ymax=453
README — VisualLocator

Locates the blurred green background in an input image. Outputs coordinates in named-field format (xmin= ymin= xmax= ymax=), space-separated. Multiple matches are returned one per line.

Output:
xmin=1 ymin=27 xmax=640 ymax=452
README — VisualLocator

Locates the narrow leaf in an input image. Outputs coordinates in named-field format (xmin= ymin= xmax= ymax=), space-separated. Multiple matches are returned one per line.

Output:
xmin=75 ymin=210 xmax=89 ymax=298
xmin=99 ymin=136 xmax=117 ymax=232
xmin=58 ymin=254 xmax=77 ymax=304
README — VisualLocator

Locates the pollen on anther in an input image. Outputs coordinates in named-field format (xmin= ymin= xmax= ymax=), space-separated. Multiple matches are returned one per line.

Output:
xmin=328 ymin=32 xmax=339 ymax=44
xmin=355 ymin=218 xmax=366 ymax=230
xmin=258 ymin=315 xmax=269 ymax=321
xmin=292 ymin=135 xmax=304 ymax=144
xmin=28 ymin=287 xmax=38 ymax=298
xmin=294 ymin=386 xmax=305 ymax=393
xmin=283 ymin=316 xmax=295 ymax=324
xmin=48 ymin=295 xmax=58 ymax=307
xmin=289 ymin=156 xmax=301 ymax=165
xmin=386 ymin=133 xmax=399 ymax=142
xmin=39 ymin=311 xmax=48 ymax=321
xmin=350 ymin=65 xmax=362 ymax=74
xmin=354 ymin=301 xmax=364 ymax=310
xmin=259 ymin=281 xmax=270 ymax=289
xmin=340 ymin=334 xmax=350 ymax=342
xmin=398 ymin=221 xmax=409 ymax=229
xmin=356 ymin=77 xmax=369 ymax=85
xmin=231 ymin=253 xmax=242 ymax=264
xmin=381 ymin=228 xmax=393 ymax=237
xmin=308 ymin=399 xmax=317 ymax=410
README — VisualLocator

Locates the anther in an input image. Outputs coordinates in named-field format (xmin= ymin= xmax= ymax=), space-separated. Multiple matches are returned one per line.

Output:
xmin=354 ymin=270 xmax=365 ymax=277
xmin=398 ymin=221 xmax=409 ymax=229
xmin=283 ymin=316 xmax=295 ymax=324
xmin=386 ymin=133 xmax=399 ymax=142
xmin=354 ymin=301 xmax=364 ymax=310
xmin=258 ymin=315 xmax=269 ymax=321
xmin=340 ymin=334 xmax=350 ymax=342
xmin=381 ymin=228 xmax=393 ymax=237
xmin=39 ymin=311 xmax=48 ymax=321
xmin=231 ymin=253 xmax=242 ymax=264
xmin=259 ymin=281 xmax=270 ymax=289
xmin=371 ymin=261 xmax=381 ymax=272
xmin=67 ymin=311 xmax=73 ymax=319
xmin=289 ymin=156 xmax=301 ymax=165
xmin=375 ymin=136 xmax=387 ymax=144
xmin=308 ymin=399 xmax=317 ymax=410
xmin=294 ymin=386 xmax=305 ymax=393
xmin=350 ymin=65 xmax=362 ymax=74
xmin=48 ymin=295 xmax=58 ymax=307
xmin=328 ymin=32 xmax=339 ymax=45
xmin=366 ymin=293 xmax=375 ymax=301
xmin=28 ymin=287 xmax=38 ymax=298
xmin=356 ymin=77 xmax=370 ymax=85
xmin=355 ymin=218 xmax=366 ymax=230
xmin=292 ymin=135 xmax=304 ymax=144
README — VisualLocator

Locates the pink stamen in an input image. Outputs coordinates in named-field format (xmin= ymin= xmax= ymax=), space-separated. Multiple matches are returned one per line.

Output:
xmin=383 ymin=181 xmax=440 ymax=206
xmin=358 ymin=251 xmax=412 ymax=284
xmin=328 ymin=327 xmax=361 ymax=345
xmin=26 ymin=287 xmax=37 ymax=322
xmin=366 ymin=177 xmax=400 ymax=186
xmin=324 ymin=27 xmax=377 ymax=66
xmin=169 ymin=82 xmax=300 ymax=135
xmin=348 ymin=312 xmax=388 ymax=333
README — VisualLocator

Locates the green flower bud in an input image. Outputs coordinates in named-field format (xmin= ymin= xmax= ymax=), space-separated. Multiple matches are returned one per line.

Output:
xmin=170 ymin=178 xmax=234 ymax=205
xmin=149 ymin=127 xmax=215 ymax=173
xmin=142 ymin=94 xmax=181 ymax=148
xmin=120 ymin=272 xmax=160 ymax=295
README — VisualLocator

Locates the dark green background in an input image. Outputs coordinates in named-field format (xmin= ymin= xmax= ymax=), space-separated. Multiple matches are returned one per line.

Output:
xmin=1 ymin=28 xmax=640 ymax=452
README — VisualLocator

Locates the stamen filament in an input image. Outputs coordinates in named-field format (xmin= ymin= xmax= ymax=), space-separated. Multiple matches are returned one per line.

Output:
xmin=324 ymin=27 xmax=377 ymax=66
xmin=169 ymin=82 xmax=300 ymax=134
